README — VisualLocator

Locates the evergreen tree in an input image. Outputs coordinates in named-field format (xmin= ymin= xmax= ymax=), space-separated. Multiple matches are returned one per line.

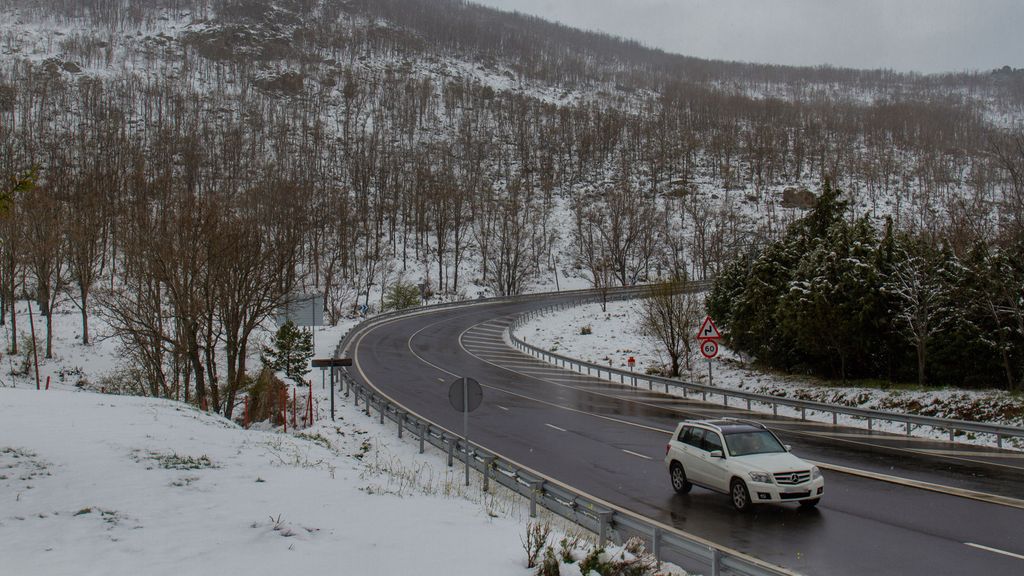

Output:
xmin=383 ymin=281 xmax=421 ymax=311
xmin=262 ymin=320 xmax=314 ymax=385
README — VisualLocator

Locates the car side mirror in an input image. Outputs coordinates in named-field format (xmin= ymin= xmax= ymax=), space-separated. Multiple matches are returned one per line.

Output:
xmin=784 ymin=444 xmax=792 ymax=452
xmin=709 ymin=450 xmax=724 ymax=459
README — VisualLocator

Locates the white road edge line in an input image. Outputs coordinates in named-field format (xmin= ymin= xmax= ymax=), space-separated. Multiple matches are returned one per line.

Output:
xmin=622 ymin=449 xmax=652 ymax=460
xmin=545 ymin=423 xmax=567 ymax=432
xmin=497 ymin=405 xmax=509 ymax=411
xmin=964 ymin=543 xmax=1024 ymax=561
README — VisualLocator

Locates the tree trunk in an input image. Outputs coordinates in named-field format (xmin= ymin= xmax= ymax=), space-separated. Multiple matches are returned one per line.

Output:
xmin=45 ymin=309 xmax=54 ymax=359
xmin=916 ymin=341 xmax=927 ymax=387
xmin=80 ymin=285 xmax=90 ymax=345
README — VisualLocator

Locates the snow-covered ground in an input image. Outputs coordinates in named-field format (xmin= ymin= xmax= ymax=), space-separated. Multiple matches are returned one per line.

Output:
xmin=0 ymin=303 xmax=684 ymax=576
xmin=0 ymin=387 xmax=541 ymax=575
xmin=517 ymin=299 xmax=1024 ymax=450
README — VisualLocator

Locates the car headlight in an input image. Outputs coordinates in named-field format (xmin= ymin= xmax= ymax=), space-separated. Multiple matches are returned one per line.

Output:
xmin=748 ymin=471 xmax=773 ymax=484
xmin=811 ymin=466 xmax=822 ymax=480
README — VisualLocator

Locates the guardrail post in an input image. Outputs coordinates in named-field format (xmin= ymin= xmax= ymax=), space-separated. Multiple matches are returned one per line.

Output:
xmin=773 ymin=403 xmax=778 ymax=416
xmin=906 ymin=421 xmax=913 ymax=435
xmin=949 ymin=428 xmax=956 ymax=441
xmin=365 ymin=394 xmax=372 ymax=417
xmin=446 ymin=435 xmax=454 ymax=467
xmin=353 ymin=386 xmax=359 ymax=408
xmin=997 ymin=434 xmax=1003 ymax=449
xmin=418 ymin=422 xmax=425 ymax=454
xmin=710 ymin=547 xmax=721 ymax=576
xmin=529 ymin=481 xmax=543 ymax=518
xmin=651 ymin=526 xmax=661 ymax=561
xmin=397 ymin=411 xmax=405 ymax=438
xmin=801 ymin=407 xmax=806 ymax=420
xmin=868 ymin=417 xmax=873 ymax=431
xmin=379 ymin=400 xmax=385 ymax=424
xmin=832 ymin=411 xmax=837 ymax=425
xmin=723 ymin=395 xmax=728 ymax=407
xmin=597 ymin=511 xmax=613 ymax=549
xmin=746 ymin=399 xmax=751 ymax=411
xmin=483 ymin=456 xmax=495 ymax=492
xmin=702 ymin=390 xmax=707 ymax=401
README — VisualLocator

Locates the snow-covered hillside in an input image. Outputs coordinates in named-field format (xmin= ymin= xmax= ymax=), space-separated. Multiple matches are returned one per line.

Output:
xmin=517 ymin=299 xmax=1024 ymax=449
xmin=0 ymin=383 xmax=683 ymax=575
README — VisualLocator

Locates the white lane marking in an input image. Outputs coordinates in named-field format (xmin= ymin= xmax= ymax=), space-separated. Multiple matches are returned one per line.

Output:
xmin=496 ymin=405 xmax=509 ymax=411
xmin=545 ymin=423 xmax=567 ymax=432
xmin=352 ymin=313 xmax=796 ymax=576
xmin=622 ymin=449 xmax=652 ymax=460
xmin=964 ymin=543 xmax=1024 ymax=561
xmin=437 ymin=378 xmax=445 ymax=382
xmin=457 ymin=316 xmax=1024 ymax=505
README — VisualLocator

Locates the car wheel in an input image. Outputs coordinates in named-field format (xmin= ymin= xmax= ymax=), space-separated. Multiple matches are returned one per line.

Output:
xmin=670 ymin=462 xmax=692 ymax=494
xmin=730 ymin=478 xmax=753 ymax=512
xmin=799 ymin=498 xmax=820 ymax=509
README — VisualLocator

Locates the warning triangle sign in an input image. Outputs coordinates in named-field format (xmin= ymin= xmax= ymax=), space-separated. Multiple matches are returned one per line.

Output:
xmin=697 ymin=316 xmax=721 ymax=340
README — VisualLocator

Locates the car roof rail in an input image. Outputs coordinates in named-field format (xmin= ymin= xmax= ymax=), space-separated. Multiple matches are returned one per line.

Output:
xmin=715 ymin=417 xmax=768 ymax=430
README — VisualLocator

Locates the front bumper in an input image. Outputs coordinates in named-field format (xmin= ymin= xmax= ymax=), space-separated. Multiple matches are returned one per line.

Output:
xmin=749 ymin=477 xmax=825 ymax=503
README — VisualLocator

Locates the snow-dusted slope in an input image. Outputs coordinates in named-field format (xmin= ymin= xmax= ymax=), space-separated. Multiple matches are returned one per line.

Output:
xmin=518 ymin=299 xmax=1024 ymax=448
xmin=0 ymin=387 xmax=534 ymax=575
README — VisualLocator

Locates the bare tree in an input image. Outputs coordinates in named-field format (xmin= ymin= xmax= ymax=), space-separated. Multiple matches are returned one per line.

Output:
xmin=66 ymin=182 xmax=106 ymax=344
xmin=23 ymin=185 xmax=69 ymax=359
xmin=638 ymin=280 xmax=702 ymax=377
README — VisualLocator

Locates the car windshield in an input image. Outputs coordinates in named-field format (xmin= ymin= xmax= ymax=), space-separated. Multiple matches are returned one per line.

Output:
xmin=724 ymin=430 xmax=786 ymax=456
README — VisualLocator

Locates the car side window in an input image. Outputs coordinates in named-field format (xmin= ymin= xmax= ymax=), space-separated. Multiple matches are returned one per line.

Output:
xmin=685 ymin=428 xmax=706 ymax=449
xmin=703 ymin=431 xmax=723 ymax=453
xmin=678 ymin=426 xmax=690 ymax=443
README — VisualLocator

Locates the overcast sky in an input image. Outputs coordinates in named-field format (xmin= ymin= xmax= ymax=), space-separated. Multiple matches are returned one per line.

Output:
xmin=470 ymin=0 xmax=1022 ymax=74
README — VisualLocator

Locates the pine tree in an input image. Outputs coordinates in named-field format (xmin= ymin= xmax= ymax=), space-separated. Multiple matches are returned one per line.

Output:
xmin=262 ymin=320 xmax=313 ymax=385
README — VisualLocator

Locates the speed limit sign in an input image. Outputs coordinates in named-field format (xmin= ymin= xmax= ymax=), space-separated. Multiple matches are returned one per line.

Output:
xmin=700 ymin=339 xmax=719 ymax=359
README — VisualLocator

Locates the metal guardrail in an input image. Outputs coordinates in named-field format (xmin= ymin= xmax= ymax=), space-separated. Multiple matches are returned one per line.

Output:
xmin=332 ymin=286 xmax=797 ymax=576
xmin=508 ymin=292 xmax=1024 ymax=450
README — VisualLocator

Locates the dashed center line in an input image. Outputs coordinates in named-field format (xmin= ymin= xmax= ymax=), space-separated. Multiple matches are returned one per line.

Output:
xmin=545 ymin=423 xmax=567 ymax=432
xmin=496 ymin=405 xmax=509 ymax=411
xmin=622 ymin=449 xmax=652 ymax=460
xmin=964 ymin=543 xmax=1024 ymax=561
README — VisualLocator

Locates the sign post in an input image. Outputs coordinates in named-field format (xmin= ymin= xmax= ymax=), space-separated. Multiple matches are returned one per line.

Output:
xmin=627 ymin=356 xmax=636 ymax=371
xmin=449 ymin=377 xmax=483 ymax=486
xmin=312 ymin=358 xmax=353 ymax=421
xmin=696 ymin=316 xmax=722 ymax=388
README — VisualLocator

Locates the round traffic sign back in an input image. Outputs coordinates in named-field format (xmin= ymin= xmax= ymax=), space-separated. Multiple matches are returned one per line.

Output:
xmin=448 ymin=377 xmax=483 ymax=412
xmin=700 ymin=339 xmax=719 ymax=359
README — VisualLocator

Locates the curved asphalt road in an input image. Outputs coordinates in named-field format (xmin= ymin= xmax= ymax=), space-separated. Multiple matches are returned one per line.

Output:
xmin=345 ymin=296 xmax=1024 ymax=576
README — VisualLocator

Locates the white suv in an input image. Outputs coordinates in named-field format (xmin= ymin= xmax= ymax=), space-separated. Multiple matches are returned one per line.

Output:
xmin=664 ymin=419 xmax=824 ymax=511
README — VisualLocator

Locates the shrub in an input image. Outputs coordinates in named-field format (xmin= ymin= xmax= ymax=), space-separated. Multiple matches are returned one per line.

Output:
xmin=383 ymin=281 xmax=421 ymax=311
xmin=580 ymin=324 xmax=592 ymax=335
xmin=247 ymin=368 xmax=289 ymax=425
xmin=536 ymin=547 xmax=559 ymax=576
xmin=522 ymin=521 xmax=551 ymax=569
